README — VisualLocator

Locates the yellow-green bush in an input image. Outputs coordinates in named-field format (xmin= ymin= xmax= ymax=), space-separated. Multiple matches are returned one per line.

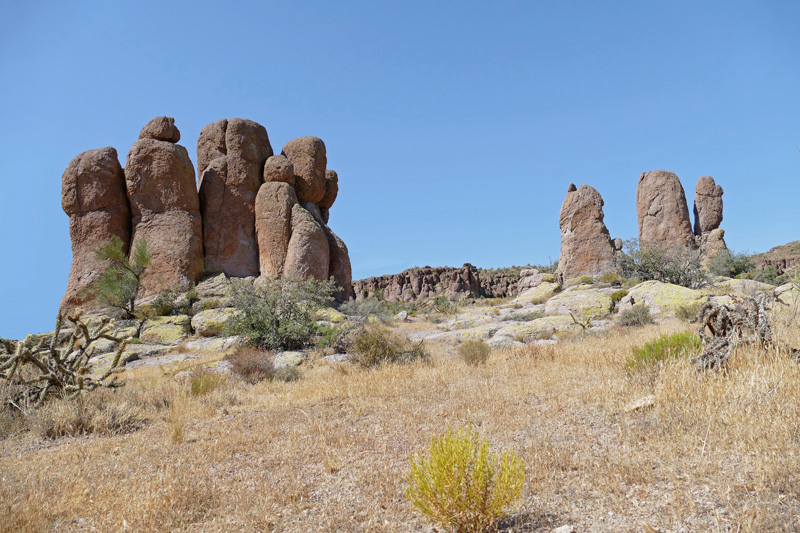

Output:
xmin=406 ymin=424 xmax=524 ymax=533
xmin=626 ymin=332 xmax=701 ymax=371
xmin=458 ymin=340 xmax=491 ymax=366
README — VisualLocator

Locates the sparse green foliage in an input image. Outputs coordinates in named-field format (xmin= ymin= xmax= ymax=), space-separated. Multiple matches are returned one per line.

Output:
xmin=339 ymin=298 xmax=388 ymax=319
xmin=406 ymin=424 xmax=524 ymax=533
xmin=707 ymin=250 xmax=755 ymax=278
xmin=0 ymin=313 xmax=129 ymax=409
xmin=617 ymin=304 xmax=654 ymax=327
xmin=224 ymin=277 xmax=336 ymax=350
xmin=626 ymin=332 xmax=701 ymax=371
xmin=598 ymin=272 xmax=622 ymax=284
xmin=675 ymin=302 xmax=704 ymax=322
xmin=350 ymin=325 xmax=428 ymax=368
xmin=433 ymin=296 xmax=459 ymax=316
xmin=619 ymin=238 xmax=707 ymax=288
xmin=92 ymin=236 xmax=151 ymax=318
xmin=458 ymin=340 xmax=491 ymax=366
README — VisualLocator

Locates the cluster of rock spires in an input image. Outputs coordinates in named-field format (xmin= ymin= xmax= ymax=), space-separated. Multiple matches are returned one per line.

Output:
xmin=61 ymin=117 xmax=351 ymax=311
xmin=555 ymin=170 xmax=727 ymax=280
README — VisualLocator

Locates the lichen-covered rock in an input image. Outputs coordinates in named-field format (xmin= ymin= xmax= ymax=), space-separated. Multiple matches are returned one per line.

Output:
xmin=198 ymin=118 xmax=272 ymax=277
xmin=191 ymin=308 xmax=241 ymax=337
xmin=61 ymin=147 xmax=131 ymax=310
xmin=637 ymin=170 xmax=694 ymax=249
xmin=544 ymin=286 xmax=614 ymax=318
xmin=273 ymin=351 xmax=305 ymax=368
xmin=715 ymin=278 xmax=774 ymax=295
xmin=494 ymin=316 xmax=582 ymax=341
xmin=125 ymin=118 xmax=203 ymax=296
xmin=617 ymin=280 xmax=707 ymax=318
xmin=513 ymin=282 xmax=561 ymax=304
xmin=556 ymin=184 xmax=618 ymax=279
xmin=316 ymin=307 xmax=347 ymax=323
xmin=184 ymin=336 xmax=241 ymax=352
xmin=140 ymin=315 xmax=192 ymax=345
xmin=693 ymin=176 xmax=723 ymax=235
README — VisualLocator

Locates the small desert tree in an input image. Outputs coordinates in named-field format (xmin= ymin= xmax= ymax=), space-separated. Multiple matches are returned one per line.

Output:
xmin=92 ymin=236 xmax=151 ymax=318
xmin=619 ymin=238 xmax=707 ymax=288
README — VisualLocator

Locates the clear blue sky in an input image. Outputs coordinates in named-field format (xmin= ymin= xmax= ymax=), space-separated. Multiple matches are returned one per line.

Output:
xmin=1 ymin=1 xmax=798 ymax=338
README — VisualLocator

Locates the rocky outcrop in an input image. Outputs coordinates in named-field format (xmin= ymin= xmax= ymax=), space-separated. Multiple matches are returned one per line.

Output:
xmin=254 ymin=136 xmax=352 ymax=301
xmin=125 ymin=117 xmax=203 ymax=296
xmin=693 ymin=176 xmax=723 ymax=235
xmin=61 ymin=147 xmax=131 ymax=310
xmin=752 ymin=240 xmax=800 ymax=275
xmin=636 ymin=170 xmax=695 ymax=249
xmin=351 ymin=264 xmax=527 ymax=302
xmin=197 ymin=118 xmax=272 ymax=277
xmin=556 ymin=184 xmax=618 ymax=279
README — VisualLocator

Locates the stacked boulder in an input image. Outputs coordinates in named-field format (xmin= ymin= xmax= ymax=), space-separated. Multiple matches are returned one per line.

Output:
xmin=60 ymin=148 xmax=131 ymax=309
xmin=60 ymin=116 xmax=352 ymax=311
xmin=255 ymin=137 xmax=351 ymax=301
xmin=197 ymin=119 xmax=272 ymax=277
xmin=556 ymin=184 xmax=619 ymax=280
xmin=125 ymin=117 xmax=204 ymax=296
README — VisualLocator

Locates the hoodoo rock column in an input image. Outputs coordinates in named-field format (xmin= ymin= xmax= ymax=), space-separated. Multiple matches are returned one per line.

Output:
xmin=124 ymin=117 xmax=203 ymax=296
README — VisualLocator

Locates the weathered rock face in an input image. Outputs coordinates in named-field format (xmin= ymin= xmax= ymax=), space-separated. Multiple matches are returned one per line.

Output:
xmin=253 ymin=136 xmax=351 ymax=301
xmin=351 ymin=264 xmax=502 ymax=302
xmin=700 ymin=228 xmax=728 ymax=268
xmin=198 ymin=118 xmax=272 ymax=277
xmin=61 ymin=147 xmax=131 ymax=310
xmin=126 ymin=117 xmax=203 ymax=296
xmin=556 ymin=184 xmax=618 ymax=279
xmin=636 ymin=170 xmax=694 ymax=249
xmin=693 ymin=176 xmax=723 ymax=235
xmin=282 ymin=137 xmax=327 ymax=204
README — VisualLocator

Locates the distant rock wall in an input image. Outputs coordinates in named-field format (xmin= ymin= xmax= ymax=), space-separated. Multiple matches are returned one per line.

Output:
xmin=350 ymin=264 xmax=526 ymax=302
xmin=61 ymin=116 xmax=352 ymax=311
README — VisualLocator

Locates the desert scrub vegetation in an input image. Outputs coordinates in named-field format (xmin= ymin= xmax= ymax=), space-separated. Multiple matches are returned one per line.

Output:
xmin=0 ymin=313 xmax=128 ymax=409
xmin=224 ymin=277 xmax=336 ymax=349
xmin=406 ymin=424 xmax=524 ymax=532
xmin=625 ymin=332 xmax=701 ymax=372
xmin=350 ymin=324 xmax=428 ymax=368
xmin=619 ymin=238 xmax=707 ymax=288
xmin=227 ymin=347 xmax=301 ymax=383
xmin=91 ymin=235 xmax=151 ymax=317
xmin=458 ymin=340 xmax=491 ymax=366
xmin=617 ymin=303 xmax=654 ymax=327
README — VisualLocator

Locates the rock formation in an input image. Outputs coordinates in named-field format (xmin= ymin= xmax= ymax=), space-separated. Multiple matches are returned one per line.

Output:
xmin=61 ymin=148 xmax=131 ymax=310
xmin=254 ymin=137 xmax=352 ymax=301
xmin=693 ymin=176 xmax=723 ymax=236
xmin=61 ymin=117 xmax=352 ymax=311
xmin=125 ymin=117 xmax=203 ymax=296
xmin=197 ymin=118 xmax=272 ymax=277
xmin=352 ymin=264 xmax=482 ymax=302
xmin=636 ymin=170 xmax=695 ymax=249
xmin=556 ymin=184 xmax=618 ymax=279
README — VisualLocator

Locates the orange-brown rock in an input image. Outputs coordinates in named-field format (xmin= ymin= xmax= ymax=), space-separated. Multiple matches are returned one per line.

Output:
xmin=283 ymin=204 xmax=330 ymax=281
xmin=198 ymin=118 xmax=272 ymax=277
xmin=557 ymin=184 xmax=618 ymax=279
xmin=138 ymin=116 xmax=180 ymax=143
xmin=61 ymin=147 xmax=131 ymax=310
xmin=125 ymin=119 xmax=202 ymax=296
xmin=255 ymin=182 xmax=297 ymax=279
xmin=319 ymin=169 xmax=339 ymax=209
xmin=693 ymin=176 xmax=723 ymax=235
xmin=636 ymin=170 xmax=694 ymax=249
xmin=281 ymin=137 xmax=327 ymax=204
xmin=263 ymin=155 xmax=295 ymax=187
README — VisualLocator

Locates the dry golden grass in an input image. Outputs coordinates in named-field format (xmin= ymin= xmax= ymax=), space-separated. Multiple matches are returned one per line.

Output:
xmin=1 ymin=315 xmax=799 ymax=531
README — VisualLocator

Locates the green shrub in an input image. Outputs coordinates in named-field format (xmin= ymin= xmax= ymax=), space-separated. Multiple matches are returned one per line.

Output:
xmin=91 ymin=236 xmax=151 ymax=318
xmin=458 ymin=340 xmax=491 ymax=366
xmin=433 ymin=296 xmax=459 ymax=316
xmin=626 ymin=332 xmax=701 ymax=371
xmin=224 ymin=277 xmax=336 ymax=350
xmin=189 ymin=370 xmax=226 ymax=396
xmin=339 ymin=298 xmax=388 ymax=319
xmin=406 ymin=424 xmax=524 ymax=533
xmin=707 ymin=250 xmax=755 ymax=278
xmin=617 ymin=304 xmax=654 ymax=327
xmin=350 ymin=325 xmax=428 ymax=368
xmin=619 ymin=238 xmax=707 ymax=288
xmin=610 ymin=289 xmax=628 ymax=312
xmin=573 ymin=275 xmax=594 ymax=285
